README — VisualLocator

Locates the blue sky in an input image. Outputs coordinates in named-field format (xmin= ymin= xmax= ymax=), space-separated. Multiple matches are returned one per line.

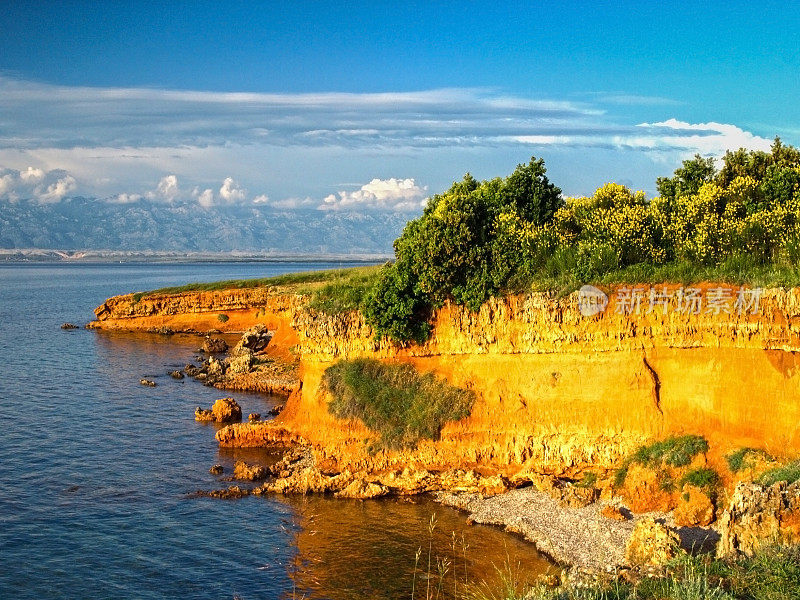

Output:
xmin=1 ymin=1 xmax=798 ymax=210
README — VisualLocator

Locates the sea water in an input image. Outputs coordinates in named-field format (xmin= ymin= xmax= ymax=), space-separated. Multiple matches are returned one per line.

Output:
xmin=0 ymin=262 xmax=549 ymax=599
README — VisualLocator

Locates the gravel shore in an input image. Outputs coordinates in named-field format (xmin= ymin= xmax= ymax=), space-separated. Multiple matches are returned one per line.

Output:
xmin=435 ymin=487 xmax=719 ymax=571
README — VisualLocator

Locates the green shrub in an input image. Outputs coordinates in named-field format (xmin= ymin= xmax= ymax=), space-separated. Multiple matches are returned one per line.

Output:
xmin=631 ymin=435 xmax=709 ymax=468
xmin=725 ymin=447 xmax=773 ymax=473
xmin=323 ymin=358 xmax=474 ymax=450
xmin=759 ymin=459 xmax=800 ymax=486
xmin=680 ymin=467 xmax=720 ymax=491
xmin=217 ymin=313 xmax=229 ymax=323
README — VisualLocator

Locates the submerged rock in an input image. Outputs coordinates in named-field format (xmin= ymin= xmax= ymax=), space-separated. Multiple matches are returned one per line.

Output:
xmin=233 ymin=460 xmax=268 ymax=481
xmin=194 ymin=398 xmax=242 ymax=423
xmin=60 ymin=322 xmax=79 ymax=330
xmin=212 ymin=397 xmax=242 ymax=422
xmin=139 ymin=378 xmax=156 ymax=387
xmin=169 ymin=370 xmax=184 ymax=380
xmin=202 ymin=336 xmax=228 ymax=354
xmin=209 ymin=464 xmax=224 ymax=475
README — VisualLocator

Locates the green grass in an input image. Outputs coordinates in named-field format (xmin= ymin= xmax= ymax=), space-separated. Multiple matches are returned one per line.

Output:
xmin=631 ymin=435 xmax=709 ymax=469
xmin=129 ymin=265 xmax=383 ymax=300
xmin=471 ymin=544 xmax=800 ymax=600
xmin=680 ymin=467 xmax=720 ymax=492
xmin=305 ymin=267 xmax=383 ymax=315
xmin=322 ymin=358 xmax=474 ymax=450
xmin=726 ymin=448 xmax=774 ymax=473
xmin=615 ymin=435 xmax=709 ymax=487
xmin=758 ymin=459 xmax=800 ymax=486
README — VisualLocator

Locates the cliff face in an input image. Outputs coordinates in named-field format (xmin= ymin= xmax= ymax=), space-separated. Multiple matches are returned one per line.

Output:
xmin=90 ymin=288 xmax=304 ymax=359
xmin=92 ymin=284 xmax=800 ymax=476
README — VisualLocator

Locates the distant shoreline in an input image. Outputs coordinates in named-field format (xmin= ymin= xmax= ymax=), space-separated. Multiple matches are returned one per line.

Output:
xmin=0 ymin=249 xmax=392 ymax=264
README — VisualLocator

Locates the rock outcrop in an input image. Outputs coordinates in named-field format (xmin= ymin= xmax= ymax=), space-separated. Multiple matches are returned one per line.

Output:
xmin=624 ymin=518 xmax=679 ymax=566
xmin=717 ymin=481 xmax=800 ymax=557
xmin=195 ymin=397 xmax=242 ymax=423
xmin=202 ymin=336 xmax=228 ymax=354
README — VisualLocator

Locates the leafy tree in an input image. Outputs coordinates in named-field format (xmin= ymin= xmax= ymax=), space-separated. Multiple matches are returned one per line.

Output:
xmin=363 ymin=157 xmax=562 ymax=342
xmin=656 ymin=154 xmax=716 ymax=202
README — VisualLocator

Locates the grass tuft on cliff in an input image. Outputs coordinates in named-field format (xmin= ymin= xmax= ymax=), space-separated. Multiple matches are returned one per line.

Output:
xmin=759 ymin=459 xmax=800 ymax=486
xmin=726 ymin=447 xmax=773 ymax=473
xmin=322 ymin=358 xmax=474 ymax=450
xmin=615 ymin=435 xmax=709 ymax=487
xmin=631 ymin=435 xmax=709 ymax=468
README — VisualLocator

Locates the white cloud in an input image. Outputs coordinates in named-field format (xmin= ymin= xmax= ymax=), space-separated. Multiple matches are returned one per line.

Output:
xmin=193 ymin=187 xmax=215 ymax=208
xmin=252 ymin=194 xmax=269 ymax=204
xmin=219 ymin=177 xmax=246 ymax=203
xmin=321 ymin=178 xmax=428 ymax=211
xmin=0 ymin=167 xmax=78 ymax=202
xmin=111 ymin=192 xmax=142 ymax=204
xmin=19 ymin=166 xmax=45 ymax=183
xmin=38 ymin=174 xmax=76 ymax=202
xmin=634 ymin=119 xmax=773 ymax=155
xmin=152 ymin=174 xmax=179 ymax=201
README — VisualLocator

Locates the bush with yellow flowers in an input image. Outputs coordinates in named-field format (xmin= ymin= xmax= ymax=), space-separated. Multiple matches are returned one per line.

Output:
xmin=362 ymin=139 xmax=800 ymax=343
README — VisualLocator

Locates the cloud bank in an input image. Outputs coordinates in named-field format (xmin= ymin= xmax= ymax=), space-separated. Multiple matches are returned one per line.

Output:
xmin=0 ymin=75 xmax=780 ymax=206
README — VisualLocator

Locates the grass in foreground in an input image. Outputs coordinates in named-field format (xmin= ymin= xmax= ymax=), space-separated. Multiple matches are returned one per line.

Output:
xmin=323 ymin=358 xmax=474 ymax=450
xmin=464 ymin=544 xmax=800 ymax=600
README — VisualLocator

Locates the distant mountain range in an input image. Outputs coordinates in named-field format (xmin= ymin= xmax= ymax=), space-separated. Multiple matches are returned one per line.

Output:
xmin=0 ymin=197 xmax=413 ymax=255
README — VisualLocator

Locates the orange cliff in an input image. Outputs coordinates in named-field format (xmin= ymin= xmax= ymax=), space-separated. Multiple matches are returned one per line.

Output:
xmin=90 ymin=284 xmax=800 ymax=477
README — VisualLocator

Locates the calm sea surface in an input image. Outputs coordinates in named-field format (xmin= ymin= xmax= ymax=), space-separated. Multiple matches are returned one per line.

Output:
xmin=0 ymin=262 xmax=549 ymax=599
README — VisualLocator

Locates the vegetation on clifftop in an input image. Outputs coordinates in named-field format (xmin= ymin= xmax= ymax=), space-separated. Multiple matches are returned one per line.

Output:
xmin=322 ymin=358 xmax=474 ymax=450
xmin=132 ymin=138 xmax=800 ymax=344
xmin=365 ymin=139 xmax=800 ymax=342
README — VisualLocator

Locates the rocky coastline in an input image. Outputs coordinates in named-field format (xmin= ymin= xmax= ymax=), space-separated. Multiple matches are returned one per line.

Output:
xmin=90 ymin=282 xmax=800 ymax=575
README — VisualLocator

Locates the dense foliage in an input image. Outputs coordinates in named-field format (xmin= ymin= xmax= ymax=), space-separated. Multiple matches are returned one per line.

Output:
xmin=323 ymin=358 xmax=474 ymax=450
xmin=364 ymin=139 xmax=800 ymax=342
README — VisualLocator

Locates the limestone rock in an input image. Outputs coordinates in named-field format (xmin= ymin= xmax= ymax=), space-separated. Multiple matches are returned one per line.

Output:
xmin=620 ymin=464 xmax=676 ymax=513
xmin=601 ymin=504 xmax=630 ymax=521
xmin=169 ymin=370 xmax=184 ymax=379
xmin=717 ymin=481 xmax=800 ymax=557
xmin=209 ymin=464 xmax=224 ymax=475
xmin=202 ymin=336 xmax=228 ymax=354
xmin=233 ymin=460 xmax=268 ymax=481
xmin=139 ymin=378 xmax=156 ymax=387
xmin=248 ymin=413 xmax=261 ymax=421
xmin=335 ymin=479 xmax=389 ymax=499
xmin=233 ymin=325 xmax=272 ymax=355
xmin=625 ymin=518 xmax=679 ymax=566
xmin=195 ymin=398 xmax=242 ymax=423
xmin=554 ymin=484 xmax=599 ymax=508
xmin=226 ymin=352 xmax=253 ymax=375
xmin=674 ymin=485 xmax=715 ymax=527
xmin=211 ymin=397 xmax=242 ymax=423
xmin=195 ymin=407 xmax=214 ymax=421
xmin=206 ymin=357 xmax=225 ymax=379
